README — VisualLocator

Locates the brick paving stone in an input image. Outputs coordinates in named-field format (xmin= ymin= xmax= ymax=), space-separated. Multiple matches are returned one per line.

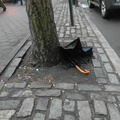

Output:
xmin=33 ymin=113 xmax=45 ymax=120
xmin=77 ymin=101 xmax=92 ymax=120
xmin=49 ymin=98 xmax=62 ymax=119
xmin=100 ymin=54 xmax=109 ymax=62
xmin=35 ymin=89 xmax=61 ymax=97
xmin=97 ymin=78 xmax=108 ymax=84
xmin=12 ymin=90 xmax=33 ymax=97
xmin=36 ymin=98 xmax=49 ymax=111
xmin=94 ymin=100 xmax=107 ymax=115
xmin=92 ymin=59 xmax=101 ymax=67
xmin=107 ymin=103 xmax=120 ymax=120
xmin=0 ymin=91 xmax=8 ymax=97
xmin=30 ymin=82 xmax=52 ymax=88
xmin=64 ymin=114 xmax=75 ymax=120
xmin=104 ymin=63 xmax=113 ymax=72
xmin=94 ymin=43 xmax=101 ymax=48
xmin=93 ymin=53 xmax=98 ymax=59
xmin=94 ymin=68 xmax=105 ymax=78
xmin=90 ymin=93 xmax=116 ymax=102
xmin=6 ymin=82 xmax=27 ymax=88
xmin=65 ymin=93 xmax=86 ymax=100
xmin=17 ymin=98 xmax=34 ymax=117
xmin=87 ymin=42 xmax=93 ymax=47
xmin=97 ymin=48 xmax=104 ymax=53
xmin=78 ymin=84 xmax=101 ymax=91
xmin=63 ymin=99 xmax=75 ymax=112
xmin=104 ymin=85 xmax=120 ymax=92
xmin=94 ymin=118 xmax=106 ymax=120
xmin=0 ymin=100 xmax=20 ymax=110
xmin=54 ymin=83 xmax=74 ymax=89
xmin=0 ymin=110 xmax=15 ymax=120
xmin=108 ymin=74 xmax=119 ymax=84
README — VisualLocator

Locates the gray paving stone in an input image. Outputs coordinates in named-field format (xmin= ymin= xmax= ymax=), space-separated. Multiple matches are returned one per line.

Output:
xmin=107 ymin=103 xmax=120 ymax=120
xmin=59 ymin=33 xmax=64 ymax=38
xmin=94 ymin=100 xmax=107 ymax=115
xmin=30 ymin=82 xmax=52 ymax=88
xmin=54 ymin=83 xmax=74 ymax=89
xmin=63 ymin=99 xmax=75 ymax=112
xmin=65 ymin=93 xmax=86 ymax=100
xmin=33 ymin=113 xmax=45 ymax=120
xmin=6 ymin=82 xmax=27 ymax=88
xmin=12 ymin=90 xmax=33 ymax=97
xmin=36 ymin=98 xmax=49 ymax=111
xmin=94 ymin=43 xmax=101 ymax=48
xmin=35 ymin=90 xmax=61 ymax=97
xmin=77 ymin=101 xmax=92 ymax=120
xmin=92 ymin=59 xmax=101 ymax=67
xmin=94 ymin=118 xmax=106 ymax=120
xmin=108 ymin=74 xmax=119 ymax=84
xmin=17 ymin=98 xmax=34 ymax=117
xmin=87 ymin=42 xmax=93 ymax=47
xmin=64 ymin=115 xmax=75 ymax=120
xmin=12 ymin=90 xmax=23 ymax=97
xmin=0 ymin=110 xmax=15 ymax=120
xmin=100 ymin=54 xmax=109 ymax=62
xmin=104 ymin=63 xmax=113 ymax=72
xmin=78 ymin=84 xmax=101 ymax=91
xmin=0 ymin=100 xmax=20 ymax=109
xmin=0 ymin=91 xmax=8 ymax=97
xmin=97 ymin=48 xmax=104 ymax=53
xmin=104 ymin=85 xmax=120 ymax=92
xmin=90 ymin=93 xmax=116 ymax=102
xmin=49 ymin=98 xmax=62 ymax=119
xmin=97 ymin=78 xmax=108 ymax=84
xmin=93 ymin=53 xmax=98 ymax=59
xmin=94 ymin=68 xmax=105 ymax=77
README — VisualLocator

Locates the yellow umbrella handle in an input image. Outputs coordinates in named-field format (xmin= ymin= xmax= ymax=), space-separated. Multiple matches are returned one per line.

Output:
xmin=75 ymin=65 xmax=90 ymax=74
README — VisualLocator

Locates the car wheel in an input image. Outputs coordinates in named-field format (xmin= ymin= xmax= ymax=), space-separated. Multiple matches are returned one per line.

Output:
xmin=101 ymin=0 xmax=109 ymax=18
xmin=87 ymin=0 xmax=94 ymax=8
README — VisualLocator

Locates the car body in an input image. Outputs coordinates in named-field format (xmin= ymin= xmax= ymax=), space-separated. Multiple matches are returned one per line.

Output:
xmin=87 ymin=0 xmax=120 ymax=18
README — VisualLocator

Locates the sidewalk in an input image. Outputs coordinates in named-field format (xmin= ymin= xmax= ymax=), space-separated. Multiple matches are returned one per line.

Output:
xmin=0 ymin=0 xmax=120 ymax=120
xmin=0 ymin=3 xmax=30 ymax=75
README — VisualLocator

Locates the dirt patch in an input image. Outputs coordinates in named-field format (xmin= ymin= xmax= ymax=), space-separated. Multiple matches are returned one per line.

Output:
xmin=9 ymin=47 xmax=96 ymax=84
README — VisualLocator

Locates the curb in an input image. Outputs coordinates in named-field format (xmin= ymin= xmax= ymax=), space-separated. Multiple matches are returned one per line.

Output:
xmin=78 ymin=2 xmax=120 ymax=77
xmin=0 ymin=33 xmax=30 ymax=76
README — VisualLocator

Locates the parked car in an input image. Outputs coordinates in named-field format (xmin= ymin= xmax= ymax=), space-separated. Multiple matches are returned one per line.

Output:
xmin=87 ymin=0 xmax=120 ymax=18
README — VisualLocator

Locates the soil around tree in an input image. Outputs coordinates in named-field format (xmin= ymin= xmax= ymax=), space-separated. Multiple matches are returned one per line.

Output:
xmin=8 ymin=45 xmax=96 ymax=85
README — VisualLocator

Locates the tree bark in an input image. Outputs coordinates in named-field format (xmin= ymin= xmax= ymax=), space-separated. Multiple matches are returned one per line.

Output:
xmin=26 ymin=0 xmax=60 ymax=66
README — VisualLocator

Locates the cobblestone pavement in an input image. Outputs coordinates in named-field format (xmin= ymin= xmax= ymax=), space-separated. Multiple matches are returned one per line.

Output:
xmin=0 ymin=0 xmax=120 ymax=120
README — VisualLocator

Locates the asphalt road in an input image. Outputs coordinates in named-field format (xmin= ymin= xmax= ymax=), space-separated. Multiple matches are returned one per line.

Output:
xmin=79 ymin=0 xmax=120 ymax=58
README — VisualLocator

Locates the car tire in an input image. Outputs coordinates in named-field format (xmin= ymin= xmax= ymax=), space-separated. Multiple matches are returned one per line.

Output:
xmin=101 ymin=0 xmax=109 ymax=18
xmin=87 ymin=0 xmax=94 ymax=8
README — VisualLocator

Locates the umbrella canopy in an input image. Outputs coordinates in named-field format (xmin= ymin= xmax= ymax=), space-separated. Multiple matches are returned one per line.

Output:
xmin=59 ymin=37 xmax=93 ymax=74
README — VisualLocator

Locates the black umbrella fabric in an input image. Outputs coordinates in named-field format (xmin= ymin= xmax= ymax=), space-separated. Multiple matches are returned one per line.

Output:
xmin=59 ymin=37 xmax=93 ymax=74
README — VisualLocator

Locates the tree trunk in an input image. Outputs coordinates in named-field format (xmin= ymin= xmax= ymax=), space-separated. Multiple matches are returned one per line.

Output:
xmin=26 ymin=0 xmax=60 ymax=66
